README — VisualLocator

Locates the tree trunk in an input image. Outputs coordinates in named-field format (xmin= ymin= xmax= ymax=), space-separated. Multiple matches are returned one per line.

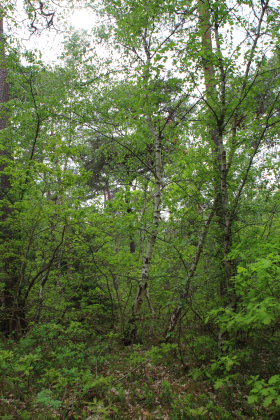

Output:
xmin=197 ymin=0 xmax=234 ymax=300
xmin=165 ymin=209 xmax=214 ymax=339
xmin=128 ymin=124 xmax=163 ymax=343
xmin=0 ymin=13 xmax=26 ymax=336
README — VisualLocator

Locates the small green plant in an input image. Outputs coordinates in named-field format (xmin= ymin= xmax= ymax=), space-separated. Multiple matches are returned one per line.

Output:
xmin=110 ymin=385 xmax=127 ymax=405
xmin=248 ymin=375 xmax=280 ymax=412
xmin=171 ymin=393 xmax=209 ymax=420
xmin=84 ymin=375 xmax=114 ymax=399
xmin=160 ymin=379 xmax=174 ymax=404
xmin=82 ymin=399 xmax=118 ymax=420
xmin=143 ymin=383 xmax=156 ymax=408
xmin=147 ymin=343 xmax=177 ymax=364
xmin=35 ymin=389 xmax=63 ymax=409
xmin=171 ymin=392 xmax=235 ymax=420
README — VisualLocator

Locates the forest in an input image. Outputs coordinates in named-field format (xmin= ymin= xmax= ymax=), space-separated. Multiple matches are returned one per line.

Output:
xmin=0 ymin=0 xmax=279 ymax=419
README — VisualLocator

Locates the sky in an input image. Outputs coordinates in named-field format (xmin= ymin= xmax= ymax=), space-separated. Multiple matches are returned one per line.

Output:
xmin=7 ymin=1 xmax=273 ymax=67
xmin=7 ymin=3 xmax=98 ymax=65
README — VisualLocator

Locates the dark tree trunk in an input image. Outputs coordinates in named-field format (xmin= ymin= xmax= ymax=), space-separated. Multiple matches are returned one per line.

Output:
xmin=0 ymin=13 xmax=26 ymax=336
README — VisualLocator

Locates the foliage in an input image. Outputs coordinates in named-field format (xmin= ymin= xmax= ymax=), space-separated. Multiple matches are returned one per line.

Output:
xmin=0 ymin=0 xmax=279 ymax=418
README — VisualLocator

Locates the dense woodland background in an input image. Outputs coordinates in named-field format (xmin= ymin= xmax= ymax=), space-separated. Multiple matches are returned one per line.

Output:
xmin=0 ymin=0 xmax=279 ymax=418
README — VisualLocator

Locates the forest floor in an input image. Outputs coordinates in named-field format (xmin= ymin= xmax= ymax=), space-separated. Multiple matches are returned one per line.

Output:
xmin=78 ymin=346 xmax=260 ymax=420
xmin=0 ymin=334 xmax=272 ymax=420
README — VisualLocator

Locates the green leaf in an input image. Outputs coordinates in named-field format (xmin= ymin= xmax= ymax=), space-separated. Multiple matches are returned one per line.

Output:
xmin=263 ymin=396 xmax=274 ymax=408
xmin=248 ymin=395 xmax=259 ymax=404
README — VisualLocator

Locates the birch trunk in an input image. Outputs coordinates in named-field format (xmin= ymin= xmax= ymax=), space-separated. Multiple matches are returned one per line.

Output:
xmin=165 ymin=1 xmax=235 ymax=338
xmin=128 ymin=123 xmax=163 ymax=342
xmin=197 ymin=0 xmax=234 ymax=299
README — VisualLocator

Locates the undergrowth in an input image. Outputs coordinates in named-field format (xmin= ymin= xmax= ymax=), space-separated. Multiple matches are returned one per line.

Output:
xmin=0 ymin=321 xmax=278 ymax=419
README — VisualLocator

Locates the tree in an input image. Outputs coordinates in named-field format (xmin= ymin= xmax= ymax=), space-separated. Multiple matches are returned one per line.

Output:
xmin=163 ymin=0 xmax=280 ymax=337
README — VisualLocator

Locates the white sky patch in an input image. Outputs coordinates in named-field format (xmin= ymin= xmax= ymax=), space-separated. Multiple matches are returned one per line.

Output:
xmin=6 ymin=3 xmax=98 ymax=65
xmin=70 ymin=8 xmax=98 ymax=31
xmin=33 ymin=7 xmax=97 ymax=64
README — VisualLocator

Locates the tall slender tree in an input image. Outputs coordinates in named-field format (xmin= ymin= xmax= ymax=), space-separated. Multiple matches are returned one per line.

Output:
xmin=0 ymin=9 xmax=20 ymax=335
